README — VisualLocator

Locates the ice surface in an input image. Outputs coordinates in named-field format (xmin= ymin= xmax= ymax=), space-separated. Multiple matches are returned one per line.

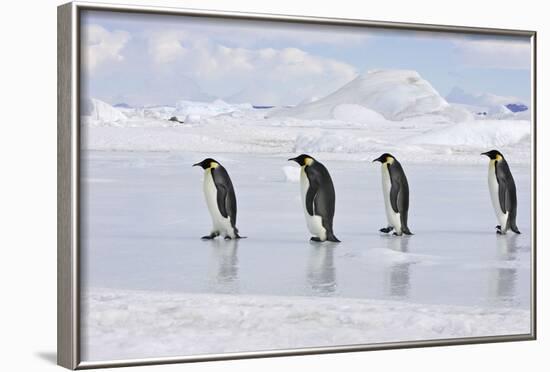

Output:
xmin=80 ymin=151 xmax=532 ymax=361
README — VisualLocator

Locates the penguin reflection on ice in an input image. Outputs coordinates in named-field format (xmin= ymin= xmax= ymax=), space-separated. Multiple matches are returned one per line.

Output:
xmin=373 ymin=153 xmax=412 ymax=236
xmin=193 ymin=158 xmax=243 ymax=240
xmin=307 ymin=245 xmax=336 ymax=294
xmin=384 ymin=235 xmax=412 ymax=298
xmin=491 ymin=234 xmax=520 ymax=302
xmin=481 ymin=150 xmax=521 ymax=235
xmin=208 ymin=238 xmax=240 ymax=293
xmin=288 ymin=154 xmax=340 ymax=243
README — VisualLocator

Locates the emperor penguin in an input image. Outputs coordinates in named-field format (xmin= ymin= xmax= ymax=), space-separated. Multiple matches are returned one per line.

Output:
xmin=288 ymin=154 xmax=340 ymax=243
xmin=193 ymin=158 xmax=242 ymax=240
xmin=481 ymin=150 xmax=520 ymax=234
xmin=373 ymin=153 xmax=412 ymax=236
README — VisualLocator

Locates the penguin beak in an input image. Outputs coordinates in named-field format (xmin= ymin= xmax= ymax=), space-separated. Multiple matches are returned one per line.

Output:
xmin=288 ymin=157 xmax=296 ymax=162
xmin=480 ymin=152 xmax=488 ymax=157
xmin=372 ymin=156 xmax=382 ymax=163
xmin=192 ymin=162 xmax=201 ymax=167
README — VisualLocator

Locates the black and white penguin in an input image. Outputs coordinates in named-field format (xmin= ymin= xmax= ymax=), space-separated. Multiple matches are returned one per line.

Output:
xmin=193 ymin=158 xmax=242 ymax=240
xmin=288 ymin=154 xmax=340 ymax=243
xmin=481 ymin=150 xmax=520 ymax=234
xmin=373 ymin=153 xmax=412 ymax=236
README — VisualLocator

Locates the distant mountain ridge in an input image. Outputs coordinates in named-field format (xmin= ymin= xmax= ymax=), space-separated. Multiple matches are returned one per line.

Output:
xmin=446 ymin=86 xmax=528 ymax=113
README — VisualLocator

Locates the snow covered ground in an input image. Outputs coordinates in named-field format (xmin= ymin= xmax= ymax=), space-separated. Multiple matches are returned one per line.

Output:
xmin=79 ymin=69 xmax=532 ymax=362
xmin=82 ymin=288 xmax=530 ymax=361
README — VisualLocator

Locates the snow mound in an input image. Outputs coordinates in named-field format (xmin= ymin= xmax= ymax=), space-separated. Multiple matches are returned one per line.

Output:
xmin=407 ymin=120 xmax=531 ymax=147
xmin=123 ymin=106 xmax=176 ymax=121
xmin=332 ymin=104 xmax=387 ymax=123
xmin=298 ymin=96 xmax=321 ymax=105
xmin=282 ymin=166 xmax=300 ymax=183
xmin=271 ymin=70 xmax=469 ymax=122
xmin=184 ymin=114 xmax=201 ymax=124
xmin=81 ymin=98 xmax=127 ymax=124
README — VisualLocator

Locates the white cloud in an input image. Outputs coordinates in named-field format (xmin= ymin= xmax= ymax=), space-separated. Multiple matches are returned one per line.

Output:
xmin=145 ymin=31 xmax=357 ymax=105
xmin=82 ymin=25 xmax=130 ymax=71
xmin=144 ymin=19 xmax=370 ymax=48
xmin=453 ymin=39 xmax=531 ymax=70
xmin=209 ymin=23 xmax=370 ymax=47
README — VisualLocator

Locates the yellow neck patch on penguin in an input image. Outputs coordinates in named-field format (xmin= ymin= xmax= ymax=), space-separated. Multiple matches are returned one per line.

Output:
xmin=210 ymin=162 xmax=219 ymax=169
xmin=385 ymin=156 xmax=395 ymax=165
xmin=495 ymin=154 xmax=503 ymax=162
xmin=304 ymin=157 xmax=314 ymax=166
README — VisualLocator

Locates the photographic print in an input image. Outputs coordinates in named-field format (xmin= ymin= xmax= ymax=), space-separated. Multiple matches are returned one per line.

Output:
xmin=71 ymin=4 xmax=534 ymax=365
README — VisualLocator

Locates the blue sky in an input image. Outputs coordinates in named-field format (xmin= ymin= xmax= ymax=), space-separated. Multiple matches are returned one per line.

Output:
xmin=81 ymin=10 xmax=532 ymax=106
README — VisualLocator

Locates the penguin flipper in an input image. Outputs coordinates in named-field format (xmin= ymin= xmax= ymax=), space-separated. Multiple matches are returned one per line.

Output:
xmin=496 ymin=160 xmax=516 ymax=215
xmin=305 ymin=180 xmax=319 ymax=216
xmin=215 ymin=184 xmax=229 ymax=218
xmin=496 ymin=160 xmax=520 ymax=234
xmin=497 ymin=178 xmax=508 ymax=215
xmin=389 ymin=181 xmax=400 ymax=214
xmin=212 ymin=167 xmax=238 ymax=228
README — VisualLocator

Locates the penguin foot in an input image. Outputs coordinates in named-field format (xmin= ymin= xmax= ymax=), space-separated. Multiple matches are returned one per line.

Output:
xmin=392 ymin=232 xmax=403 ymax=236
xmin=380 ymin=227 xmax=394 ymax=234
xmin=496 ymin=225 xmax=501 ymax=230
xmin=201 ymin=232 xmax=220 ymax=240
xmin=310 ymin=237 xmax=322 ymax=242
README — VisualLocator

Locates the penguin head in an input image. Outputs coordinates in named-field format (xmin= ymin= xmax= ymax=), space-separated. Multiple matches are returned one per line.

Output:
xmin=192 ymin=158 xmax=220 ymax=170
xmin=372 ymin=153 xmax=395 ymax=164
xmin=288 ymin=154 xmax=315 ymax=167
xmin=481 ymin=150 xmax=504 ymax=161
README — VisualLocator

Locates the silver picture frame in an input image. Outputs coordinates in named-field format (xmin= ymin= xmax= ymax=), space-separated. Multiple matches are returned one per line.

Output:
xmin=57 ymin=1 xmax=537 ymax=369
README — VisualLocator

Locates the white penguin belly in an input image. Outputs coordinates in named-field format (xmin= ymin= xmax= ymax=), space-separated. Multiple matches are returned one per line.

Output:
xmin=204 ymin=169 xmax=235 ymax=238
xmin=300 ymin=168 xmax=327 ymax=241
xmin=381 ymin=166 xmax=402 ymax=234
xmin=488 ymin=162 xmax=509 ymax=232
